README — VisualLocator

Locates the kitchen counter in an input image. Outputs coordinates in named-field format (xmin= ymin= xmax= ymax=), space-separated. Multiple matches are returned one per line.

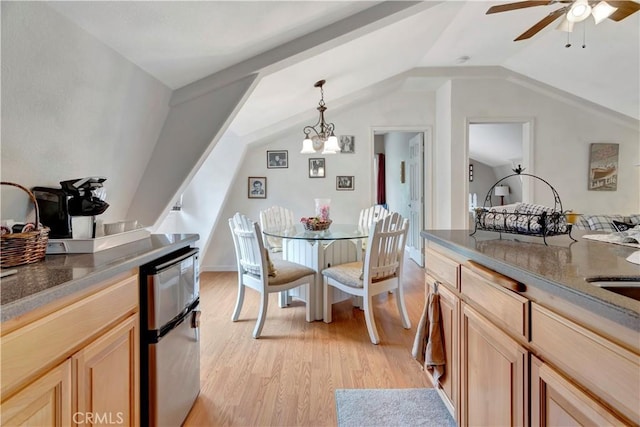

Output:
xmin=421 ymin=229 xmax=639 ymax=331
xmin=0 ymin=233 xmax=199 ymax=322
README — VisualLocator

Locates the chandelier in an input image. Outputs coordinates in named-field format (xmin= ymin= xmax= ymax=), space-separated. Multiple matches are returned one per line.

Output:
xmin=301 ymin=79 xmax=340 ymax=154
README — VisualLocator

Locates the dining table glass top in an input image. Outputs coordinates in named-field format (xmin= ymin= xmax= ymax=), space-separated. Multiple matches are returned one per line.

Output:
xmin=262 ymin=224 xmax=368 ymax=241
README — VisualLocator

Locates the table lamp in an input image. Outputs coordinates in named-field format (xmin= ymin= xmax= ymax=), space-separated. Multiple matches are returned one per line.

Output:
xmin=494 ymin=185 xmax=509 ymax=205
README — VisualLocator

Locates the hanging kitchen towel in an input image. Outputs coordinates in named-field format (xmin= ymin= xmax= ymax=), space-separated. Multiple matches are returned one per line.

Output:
xmin=412 ymin=290 xmax=446 ymax=385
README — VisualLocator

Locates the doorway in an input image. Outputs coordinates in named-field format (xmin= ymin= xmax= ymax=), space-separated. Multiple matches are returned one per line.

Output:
xmin=372 ymin=127 xmax=432 ymax=267
xmin=466 ymin=119 xmax=534 ymax=228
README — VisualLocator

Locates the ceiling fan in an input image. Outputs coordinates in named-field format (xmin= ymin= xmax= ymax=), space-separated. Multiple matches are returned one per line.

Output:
xmin=486 ymin=0 xmax=640 ymax=41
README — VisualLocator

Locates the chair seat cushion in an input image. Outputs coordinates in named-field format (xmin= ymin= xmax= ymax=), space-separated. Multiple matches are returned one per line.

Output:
xmin=268 ymin=259 xmax=315 ymax=286
xmin=322 ymin=262 xmax=365 ymax=288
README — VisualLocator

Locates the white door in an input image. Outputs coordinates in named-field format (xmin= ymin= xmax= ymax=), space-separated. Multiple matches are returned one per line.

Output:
xmin=408 ymin=133 xmax=424 ymax=266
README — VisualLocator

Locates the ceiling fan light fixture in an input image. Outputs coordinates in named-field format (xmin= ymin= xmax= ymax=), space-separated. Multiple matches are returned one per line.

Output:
xmin=556 ymin=16 xmax=575 ymax=32
xmin=591 ymin=1 xmax=618 ymax=24
xmin=567 ymin=0 xmax=592 ymax=22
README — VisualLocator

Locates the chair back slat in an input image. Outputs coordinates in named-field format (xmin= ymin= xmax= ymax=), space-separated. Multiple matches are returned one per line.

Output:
xmin=364 ymin=213 xmax=408 ymax=281
xmin=260 ymin=206 xmax=295 ymax=252
xmin=229 ymin=212 xmax=267 ymax=277
xmin=358 ymin=205 xmax=390 ymax=236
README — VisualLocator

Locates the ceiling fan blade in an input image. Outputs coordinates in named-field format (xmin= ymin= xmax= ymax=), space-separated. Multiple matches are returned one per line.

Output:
xmin=486 ymin=1 xmax=556 ymax=14
xmin=606 ymin=1 xmax=640 ymax=21
xmin=514 ymin=6 xmax=568 ymax=40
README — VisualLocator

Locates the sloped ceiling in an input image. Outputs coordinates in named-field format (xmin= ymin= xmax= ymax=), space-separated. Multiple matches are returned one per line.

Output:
xmin=48 ymin=0 xmax=639 ymax=141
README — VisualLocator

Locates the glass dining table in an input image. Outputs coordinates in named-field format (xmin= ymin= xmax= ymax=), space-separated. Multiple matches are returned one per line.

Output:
xmin=263 ymin=224 xmax=368 ymax=320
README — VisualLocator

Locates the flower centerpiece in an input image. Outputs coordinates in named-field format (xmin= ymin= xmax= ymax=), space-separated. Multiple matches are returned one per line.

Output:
xmin=301 ymin=199 xmax=332 ymax=231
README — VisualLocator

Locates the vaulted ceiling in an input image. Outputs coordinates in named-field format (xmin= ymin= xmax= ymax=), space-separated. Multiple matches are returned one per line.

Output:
xmin=48 ymin=0 xmax=639 ymax=143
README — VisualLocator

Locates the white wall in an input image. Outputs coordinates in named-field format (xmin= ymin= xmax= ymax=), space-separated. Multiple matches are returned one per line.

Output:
xmin=446 ymin=78 xmax=639 ymax=226
xmin=383 ymin=132 xmax=413 ymax=220
xmin=469 ymin=159 xmax=500 ymax=206
xmin=1 ymin=2 xmax=171 ymax=224
xmin=202 ymin=90 xmax=435 ymax=270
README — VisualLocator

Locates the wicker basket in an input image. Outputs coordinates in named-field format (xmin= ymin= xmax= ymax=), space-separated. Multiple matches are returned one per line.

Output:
xmin=302 ymin=219 xmax=332 ymax=231
xmin=1 ymin=182 xmax=50 ymax=268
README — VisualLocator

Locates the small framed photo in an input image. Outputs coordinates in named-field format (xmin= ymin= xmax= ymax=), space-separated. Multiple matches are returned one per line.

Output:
xmin=336 ymin=176 xmax=354 ymax=191
xmin=309 ymin=158 xmax=325 ymax=178
xmin=267 ymin=150 xmax=288 ymax=169
xmin=339 ymin=135 xmax=355 ymax=153
xmin=248 ymin=177 xmax=267 ymax=199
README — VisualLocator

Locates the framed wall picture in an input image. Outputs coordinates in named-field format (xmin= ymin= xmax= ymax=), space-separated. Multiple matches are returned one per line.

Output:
xmin=588 ymin=143 xmax=618 ymax=191
xmin=309 ymin=158 xmax=325 ymax=178
xmin=248 ymin=177 xmax=267 ymax=198
xmin=267 ymin=150 xmax=288 ymax=168
xmin=336 ymin=176 xmax=354 ymax=191
xmin=339 ymin=135 xmax=355 ymax=153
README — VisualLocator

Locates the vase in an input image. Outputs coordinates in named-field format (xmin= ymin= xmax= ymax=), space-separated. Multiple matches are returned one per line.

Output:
xmin=315 ymin=198 xmax=331 ymax=221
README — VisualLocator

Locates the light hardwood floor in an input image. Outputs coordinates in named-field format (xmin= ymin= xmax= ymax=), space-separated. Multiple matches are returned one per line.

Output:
xmin=184 ymin=257 xmax=431 ymax=427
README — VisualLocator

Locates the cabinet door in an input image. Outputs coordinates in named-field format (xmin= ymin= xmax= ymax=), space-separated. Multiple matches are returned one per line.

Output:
xmin=1 ymin=359 xmax=72 ymax=426
xmin=461 ymin=303 xmax=527 ymax=427
xmin=531 ymin=355 xmax=627 ymax=426
xmin=73 ymin=314 xmax=139 ymax=427
xmin=426 ymin=277 xmax=459 ymax=421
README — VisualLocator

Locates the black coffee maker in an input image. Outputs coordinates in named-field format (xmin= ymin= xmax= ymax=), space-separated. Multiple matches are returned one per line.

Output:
xmin=33 ymin=177 xmax=109 ymax=239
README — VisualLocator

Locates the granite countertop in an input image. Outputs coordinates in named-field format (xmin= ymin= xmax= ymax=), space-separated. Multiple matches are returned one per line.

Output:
xmin=0 ymin=233 xmax=199 ymax=322
xmin=421 ymin=229 xmax=640 ymax=330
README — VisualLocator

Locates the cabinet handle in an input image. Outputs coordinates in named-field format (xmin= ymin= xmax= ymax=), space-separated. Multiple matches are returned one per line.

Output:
xmin=191 ymin=310 xmax=201 ymax=341
xmin=465 ymin=260 xmax=526 ymax=292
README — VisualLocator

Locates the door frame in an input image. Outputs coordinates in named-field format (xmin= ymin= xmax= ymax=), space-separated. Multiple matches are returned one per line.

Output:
xmin=464 ymin=117 xmax=535 ymax=228
xmin=369 ymin=126 xmax=433 ymax=264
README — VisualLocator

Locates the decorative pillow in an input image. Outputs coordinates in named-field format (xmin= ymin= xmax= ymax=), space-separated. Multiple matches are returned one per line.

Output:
xmin=612 ymin=220 xmax=632 ymax=232
xmin=587 ymin=215 xmax=623 ymax=232
xmin=265 ymin=249 xmax=277 ymax=277
xmin=517 ymin=203 xmax=554 ymax=215
xmin=626 ymin=214 xmax=640 ymax=226
xmin=241 ymin=249 xmax=277 ymax=277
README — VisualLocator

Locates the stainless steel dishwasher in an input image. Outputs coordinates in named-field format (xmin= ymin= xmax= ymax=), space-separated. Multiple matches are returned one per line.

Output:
xmin=140 ymin=247 xmax=200 ymax=427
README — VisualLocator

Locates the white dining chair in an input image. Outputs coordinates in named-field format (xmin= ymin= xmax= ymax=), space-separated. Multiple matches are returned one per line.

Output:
xmin=260 ymin=206 xmax=295 ymax=253
xmin=322 ymin=212 xmax=410 ymax=344
xmin=357 ymin=205 xmax=390 ymax=253
xmin=229 ymin=212 xmax=315 ymax=338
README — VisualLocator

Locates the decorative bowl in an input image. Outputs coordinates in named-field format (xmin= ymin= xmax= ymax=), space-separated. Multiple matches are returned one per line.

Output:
xmin=301 ymin=218 xmax=332 ymax=231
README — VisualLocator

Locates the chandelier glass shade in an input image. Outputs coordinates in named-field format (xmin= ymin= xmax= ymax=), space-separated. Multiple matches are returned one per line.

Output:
xmin=301 ymin=80 xmax=340 ymax=154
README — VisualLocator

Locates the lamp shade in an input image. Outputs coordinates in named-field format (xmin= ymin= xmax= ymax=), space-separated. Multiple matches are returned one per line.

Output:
xmin=567 ymin=0 xmax=592 ymax=22
xmin=556 ymin=16 xmax=575 ymax=32
xmin=494 ymin=185 xmax=510 ymax=196
xmin=592 ymin=1 xmax=618 ymax=24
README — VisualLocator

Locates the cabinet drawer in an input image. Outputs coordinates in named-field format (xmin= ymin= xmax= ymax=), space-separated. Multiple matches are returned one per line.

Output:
xmin=461 ymin=264 xmax=528 ymax=339
xmin=532 ymin=303 xmax=640 ymax=424
xmin=1 ymin=274 xmax=139 ymax=398
xmin=426 ymin=248 xmax=459 ymax=289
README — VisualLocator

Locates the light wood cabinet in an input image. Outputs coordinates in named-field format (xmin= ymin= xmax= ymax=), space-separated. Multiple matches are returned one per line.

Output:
xmin=73 ymin=314 xmax=139 ymax=426
xmin=1 ymin=359 xmax=72 ymax=426
xmin=424 ymin=243 xmax=640 ymax=426
xmin=1 ymin=271 xmax=139 ymax=426
xmin=460 ymin=303 xmax=527 ymax=427
xmin=531 ymin=355 xmax=626 ymax=426
xmin=425 ymin=275 xmax=459 ymax=420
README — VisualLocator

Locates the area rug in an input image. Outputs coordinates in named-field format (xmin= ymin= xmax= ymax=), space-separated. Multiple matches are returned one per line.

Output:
xmin=335 ymin=388 xmax=455 ymax=427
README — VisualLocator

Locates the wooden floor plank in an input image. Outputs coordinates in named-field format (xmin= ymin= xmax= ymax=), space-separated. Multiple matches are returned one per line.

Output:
xmin=184 ymin=257 xmax=431 ymax=426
